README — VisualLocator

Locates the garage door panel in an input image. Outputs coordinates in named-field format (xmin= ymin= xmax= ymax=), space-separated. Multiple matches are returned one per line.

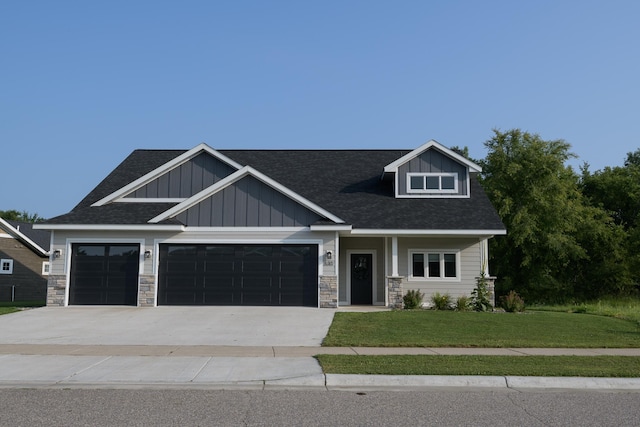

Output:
xmin=158 ymin=244 xmax=317 ymax=306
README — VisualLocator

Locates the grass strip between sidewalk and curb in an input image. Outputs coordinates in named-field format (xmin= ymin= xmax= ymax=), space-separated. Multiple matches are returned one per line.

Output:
xmin=315 ymin=355 xmax=640 ymax=377
xmin=322 ymin=311 xmax=640 ymax=348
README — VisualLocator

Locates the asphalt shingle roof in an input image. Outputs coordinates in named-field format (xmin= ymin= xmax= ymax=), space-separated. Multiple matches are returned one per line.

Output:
xmin=45 ymin=148 xmax=505 ymax=232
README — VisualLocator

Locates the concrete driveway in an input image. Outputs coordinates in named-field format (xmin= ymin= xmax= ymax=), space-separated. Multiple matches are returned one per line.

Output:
xmin=0 ymin=306 xmax=336 ymax=347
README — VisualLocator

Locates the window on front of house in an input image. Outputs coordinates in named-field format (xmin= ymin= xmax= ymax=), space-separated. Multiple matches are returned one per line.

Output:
xmin=410 ymin=251 xmax=458 ymax=279
xmin=0 ymin=259 xmax=13 ymax=274
xmin=42 ymin=261 xmax=50 ymax=275
xmin=407 ymin=173 xmax=458 ymax=194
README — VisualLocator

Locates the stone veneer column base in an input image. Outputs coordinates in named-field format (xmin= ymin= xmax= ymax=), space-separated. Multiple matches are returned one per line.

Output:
xmin=319 ymin=275 xmax=338 ymax=308
xmin=138 ymin=274 xmax=156 ymax=307
xmin=46 ymin=275 xmax=67 ymax=306
xmin=387 ymin=276 xmax=404 ymax=309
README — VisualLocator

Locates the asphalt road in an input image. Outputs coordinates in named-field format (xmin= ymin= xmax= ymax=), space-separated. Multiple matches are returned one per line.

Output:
xmin=2 ymin=388 xmax=640 ymax=426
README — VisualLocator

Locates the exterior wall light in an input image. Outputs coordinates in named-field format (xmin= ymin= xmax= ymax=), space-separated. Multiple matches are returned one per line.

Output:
xmin=144 ymin=250 xmax=152 ymax=259
xmin=53 ymin=249 xmax=62 ymax=259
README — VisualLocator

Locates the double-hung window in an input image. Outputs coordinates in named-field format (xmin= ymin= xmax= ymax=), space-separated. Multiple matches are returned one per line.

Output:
xmin=0 ymin=259 xmax=13 ymax=274
xmin=410 ymin=251 xmax=458 ymax=280
xmin=407 ymin=173 xmax=458 ymax=194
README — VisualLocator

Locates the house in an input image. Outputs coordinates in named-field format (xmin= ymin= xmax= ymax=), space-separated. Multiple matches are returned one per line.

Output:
xmin=0 ymin=218 xmax=50 ymax=302
xmin=35 ymin=140 xmax=506 ymax=308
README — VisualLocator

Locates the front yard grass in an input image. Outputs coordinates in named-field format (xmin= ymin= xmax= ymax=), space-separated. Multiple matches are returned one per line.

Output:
xmin=316 ymin=354 xmax=640 ymax=377
xmin=322 ymin=310 xmax=640 ymax=348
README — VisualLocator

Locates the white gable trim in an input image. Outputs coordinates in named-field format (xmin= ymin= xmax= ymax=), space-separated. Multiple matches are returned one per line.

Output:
xmin=0 ymin=218 xmax=49 ymax=256
xmin=383 ymin=140 xmax=482 ymax=173
xmin=91 ymin=143 xmax=244 ymax=207
xmin=148 ymin=165 xmax=345 ymax=224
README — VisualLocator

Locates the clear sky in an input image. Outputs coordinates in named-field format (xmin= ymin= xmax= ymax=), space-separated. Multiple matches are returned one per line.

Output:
xmin=3 ymin=1 xmax=639 ymax=219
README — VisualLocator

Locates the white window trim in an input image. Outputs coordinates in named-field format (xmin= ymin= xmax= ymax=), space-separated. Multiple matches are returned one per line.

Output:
xmin=42 ymin=261 xmax=50 ymax=276
xmin=408 ymin=250 xmax=460 ymax=281
xmin=0 ymin=259 xmax=14 ymax=274
xmin=407 ymin=172 xmax=459 ymax=194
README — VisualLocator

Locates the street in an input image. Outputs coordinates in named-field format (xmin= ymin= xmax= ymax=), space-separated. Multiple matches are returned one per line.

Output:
xmin=2 ymin=388 xmax=639 ymax=426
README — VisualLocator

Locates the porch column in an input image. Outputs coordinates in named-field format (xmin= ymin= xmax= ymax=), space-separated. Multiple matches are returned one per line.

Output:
xmin=391 ymin=236 xmax=398 ymax=277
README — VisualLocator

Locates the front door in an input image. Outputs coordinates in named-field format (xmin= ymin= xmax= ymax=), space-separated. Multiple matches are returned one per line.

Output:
xmin=350 ymin=253 xmax=373 ymax=304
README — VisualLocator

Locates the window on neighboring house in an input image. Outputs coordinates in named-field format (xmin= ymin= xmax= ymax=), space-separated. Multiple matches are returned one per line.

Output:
xmin=410 ymin=251 xmax=458 ymax=279
xmin=0 ymin=259 xmax=13 ymax=274
xmin=42 ymin=261 xmax=50 ymax=275
xmin=407 ymin=173 xmax=458 ymax=193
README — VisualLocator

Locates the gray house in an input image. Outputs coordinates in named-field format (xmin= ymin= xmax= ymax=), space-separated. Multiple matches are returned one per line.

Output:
xmin=35 ymin=140 xmax=506 ymax=308
xmin=0 ymin=218 xmax=50 ymax=302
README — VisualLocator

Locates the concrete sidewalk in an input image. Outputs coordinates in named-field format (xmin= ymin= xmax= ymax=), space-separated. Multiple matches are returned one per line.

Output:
xmin=1 ymin=344 xmax=639 ymax=391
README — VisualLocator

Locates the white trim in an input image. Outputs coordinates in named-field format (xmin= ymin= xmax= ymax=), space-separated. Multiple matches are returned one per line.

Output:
xmin=0 ymin=259 xmax=13 ymax=274
xmin=407 ymin=249 xmax=461 ymax=282
xmin=349 ymin=229 xmax=506 ymax=236
xmin=42 ymin=261 xmax=50 ymax=276
xmin=310 ymin=224 xmax=353 ymax=231
xmin=391 ymin=236 xmax=399 ymax=277
xmin=346 ymin=250 xmax=377 ymax=305
xmin=335 ymin=231 xmax=340 ymax=308
xmin=0 ymin=218 xmax=49 ymax=256
xmin=383 ymin=140 xmax=482 ymax=173
xmin=148 ymin=165 xmax=345 ymax=224
xmin=91 ymin=143 xmax=243 ymax=207
xmin=115 ymin=198 xmax=187 ymax=203
xmin=35 ymin=224 xmax=185 ymax=231
xmin=407 ymin=172 xmax=459 ymax=194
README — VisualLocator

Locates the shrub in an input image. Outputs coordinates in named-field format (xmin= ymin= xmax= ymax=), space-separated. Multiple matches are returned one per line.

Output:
xmin=455 ymin=295 xmax=471 ymax=311
xmin=403 ymin=289 xmax=424 ymax=310
xmin=431 ymin=292 xmax=452 ymax=310
xmin=500 ymin=290 xmax=525 ymax=312
xmin=471 ymin=274 xmax=492 ymax=312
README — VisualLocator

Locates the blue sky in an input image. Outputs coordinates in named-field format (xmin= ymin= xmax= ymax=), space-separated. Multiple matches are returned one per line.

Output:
xmin=3 ymin=1 xmax=639 ymax=219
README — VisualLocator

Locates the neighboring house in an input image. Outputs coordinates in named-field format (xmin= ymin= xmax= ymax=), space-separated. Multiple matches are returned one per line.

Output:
xmin=0 ymin=218 xmax=50 ymax=302
xmin=35 ymin=140 xmax=506 ymax=308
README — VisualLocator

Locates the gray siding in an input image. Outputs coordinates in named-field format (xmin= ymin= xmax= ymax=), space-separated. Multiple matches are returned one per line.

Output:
xmin=176 ymin=175 xmax=324 ymax=227
xmin=398 ymin=148 xmax=468 ymax=196
xmin=126 ymin=152 xmax=236 ymax=198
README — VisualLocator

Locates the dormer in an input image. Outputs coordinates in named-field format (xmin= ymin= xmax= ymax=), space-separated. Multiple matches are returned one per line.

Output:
xmin=383 ymin=140 xmax=482 ymax=199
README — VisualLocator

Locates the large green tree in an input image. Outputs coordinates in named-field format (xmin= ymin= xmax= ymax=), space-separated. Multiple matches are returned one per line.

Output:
xmin=480 ymin=129 xmax=629 ymax=302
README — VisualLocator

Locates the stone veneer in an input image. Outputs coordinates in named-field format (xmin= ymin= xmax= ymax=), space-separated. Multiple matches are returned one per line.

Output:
xmin=387 ymin=276 xmax=404 ymax=309
xmin=319 ymin=275 xmax=338 ymax=308
xmin=46 ymin=274 xmax=67 ymax=306
xmin=138 ymin=274 xmax=156 ymax=307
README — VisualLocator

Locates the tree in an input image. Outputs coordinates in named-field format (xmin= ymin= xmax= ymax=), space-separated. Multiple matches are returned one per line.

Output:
xmin=479 ymin=129 xmax=628 ymax=302
xmin=0 ymin=210 xmax=44 ymax=223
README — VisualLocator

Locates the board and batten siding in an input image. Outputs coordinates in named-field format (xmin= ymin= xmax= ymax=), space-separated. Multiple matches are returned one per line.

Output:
xmin=125 ymin=152 xmax=237 ymax=199
xmin=395 ymin=237 xmax=482 ymax=302
xmin=176 ymin=175 xmax=323 ymax=227
xmin=397 ymin=149 xmax=468 ymax=196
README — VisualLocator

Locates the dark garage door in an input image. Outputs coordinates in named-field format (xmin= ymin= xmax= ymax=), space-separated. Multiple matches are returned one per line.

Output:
xmin=69 ymin=243 xmax=140 ymax=305
xmin=158 ymin=244 xmax=318 ymax=306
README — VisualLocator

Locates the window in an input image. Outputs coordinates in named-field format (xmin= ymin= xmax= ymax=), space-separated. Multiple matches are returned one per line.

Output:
xmin=407 ymin=173 xmax=458 ymax=193
xmin=0 ymin=259 xmax=13 ymax=275
xmin=410 ymin=251 xmax=458 ymax=279
xmin=42 ymin=261 xmax=50 ymax=275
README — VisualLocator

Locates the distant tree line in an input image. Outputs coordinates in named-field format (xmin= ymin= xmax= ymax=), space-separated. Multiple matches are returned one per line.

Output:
xmin=0 ymin=210 xmax=44 ymax=223
xmin=479 ymin=129 xmax=640 ymax=303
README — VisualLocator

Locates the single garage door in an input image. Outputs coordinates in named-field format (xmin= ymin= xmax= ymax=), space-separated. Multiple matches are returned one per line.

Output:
xmin=158 ymin=244 xmax=318 ymax=306
xmin=69 ymin=243 xmax=140 ymax=305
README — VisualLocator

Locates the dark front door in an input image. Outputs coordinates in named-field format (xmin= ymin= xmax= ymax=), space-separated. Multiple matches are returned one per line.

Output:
xmin=69 ymin=243 xmax=139 ymax=305
xmin=350 ymin=253 xmax=373 ymax=304
xmin=158 ymin=244 xmax=318 ymax=306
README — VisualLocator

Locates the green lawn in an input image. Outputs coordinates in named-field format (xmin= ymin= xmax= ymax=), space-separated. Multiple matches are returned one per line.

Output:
xmin=322 ymin=310 xmax=640 ymax=348
xmin=0 ymin=307 xmax=20 ymax=316
xmin=316 ymin=354 xmax=640 ymax=377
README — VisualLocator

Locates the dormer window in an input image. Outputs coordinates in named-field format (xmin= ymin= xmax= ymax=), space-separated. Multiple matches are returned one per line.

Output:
xmin=407 ymin=173 xmax=458 ymax=194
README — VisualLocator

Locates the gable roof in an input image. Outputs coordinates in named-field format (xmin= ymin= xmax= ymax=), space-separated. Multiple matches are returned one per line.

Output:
xmin=0 ymin=218 xmax=50 ymax=256
xmin=383 ymin=140 xmax=482 ymax=174
xmin=39 ymin=144 xmax=506 ymax=233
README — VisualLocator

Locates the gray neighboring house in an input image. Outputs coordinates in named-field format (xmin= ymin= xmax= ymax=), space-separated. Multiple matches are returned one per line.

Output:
xmin=0 ymin=218 xmax=51 ymax=302
xmin=35 ymin=140 xmax=506 ymax=308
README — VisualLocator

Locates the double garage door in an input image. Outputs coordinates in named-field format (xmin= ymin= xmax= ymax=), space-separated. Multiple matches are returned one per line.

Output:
xmin=158 ymin=244 xmax=318 ymax=307
xmin=70 ymin=243 xmax=318 ymax=307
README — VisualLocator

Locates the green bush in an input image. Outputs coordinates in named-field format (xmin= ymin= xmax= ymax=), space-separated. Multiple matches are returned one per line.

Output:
xmin=455 ymin=295 xmax=471 ymax=311
xmin=431 ymin=292 xmax=452 ymax=310
xmin=403 ymin=289 xmax=424 ymax=310
xmin=500 ymin=290 xmax=525 ymax=312
xmin=471 ymin=274 xmax=492 ymax=312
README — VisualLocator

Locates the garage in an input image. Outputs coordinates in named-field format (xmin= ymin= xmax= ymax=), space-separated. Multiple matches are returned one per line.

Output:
xmin=158 ymin=244 xmax=318 ymax=306
xmin=69 ymin=243 xmax=140 ymax=305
